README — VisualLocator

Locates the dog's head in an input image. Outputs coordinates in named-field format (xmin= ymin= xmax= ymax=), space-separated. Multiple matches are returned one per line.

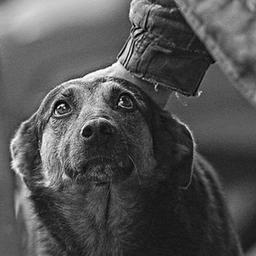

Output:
xmin=11 ymin=77 xmax=194 ymax=191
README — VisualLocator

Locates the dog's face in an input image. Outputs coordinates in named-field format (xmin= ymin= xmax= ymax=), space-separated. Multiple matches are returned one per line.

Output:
xmin=40 ymin=78 xmax=155 ymax=188
xmin=11 ymin=77 xmax=194 ymax=192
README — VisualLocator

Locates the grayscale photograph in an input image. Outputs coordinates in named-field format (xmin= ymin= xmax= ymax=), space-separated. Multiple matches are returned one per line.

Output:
xmin=0 ymin=0 xmax=256 ymax=255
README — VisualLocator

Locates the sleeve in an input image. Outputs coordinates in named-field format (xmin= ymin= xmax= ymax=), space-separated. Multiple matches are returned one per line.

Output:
xmin=176 ymin=0 xmax=256 ymax=106
xmin=117 ymin=0 xmax=214 ymax=96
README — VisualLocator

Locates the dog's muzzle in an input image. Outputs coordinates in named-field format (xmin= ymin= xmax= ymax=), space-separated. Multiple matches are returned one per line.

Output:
xmin=81 ymin=157 xmax=134 ymax=185
xmin=66 ymin=117 xmax=135 ymax=185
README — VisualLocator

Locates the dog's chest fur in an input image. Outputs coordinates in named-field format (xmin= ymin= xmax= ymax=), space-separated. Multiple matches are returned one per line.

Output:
xmin=31 ymin=181 xmax=185 ymax=256
xmin=25 ymin=157 xmax=242 ymax=256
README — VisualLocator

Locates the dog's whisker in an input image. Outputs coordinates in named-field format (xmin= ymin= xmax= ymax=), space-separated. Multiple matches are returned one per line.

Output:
xmin=61 ymin=158 xmax=73 ymax=179
xmin=124 ymin=134 xmax=143 ymax=147
xmin=128 ymin=154 xmax=141 ymax=185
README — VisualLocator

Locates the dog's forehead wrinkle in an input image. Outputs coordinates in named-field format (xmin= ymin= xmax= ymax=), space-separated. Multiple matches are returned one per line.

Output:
xmin=96 ymin=80 xmax=137 ymax=98
xmin=39 ymin=81 xmax=94 ymax=111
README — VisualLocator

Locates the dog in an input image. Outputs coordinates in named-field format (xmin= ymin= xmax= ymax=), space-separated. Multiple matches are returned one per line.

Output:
xmin=10 ymin=77 xmax=243 ymax=256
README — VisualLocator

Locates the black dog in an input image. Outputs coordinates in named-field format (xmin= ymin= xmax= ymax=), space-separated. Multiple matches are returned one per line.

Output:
xmin=11 ymin=77 xmax=243 ymax=256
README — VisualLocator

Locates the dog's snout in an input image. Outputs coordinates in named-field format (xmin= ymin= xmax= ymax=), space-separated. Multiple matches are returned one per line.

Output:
xmin=80 ymin=118 xmax=116 ymax=142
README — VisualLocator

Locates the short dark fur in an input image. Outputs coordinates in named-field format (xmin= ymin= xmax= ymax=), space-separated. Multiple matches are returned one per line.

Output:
xmin=11 ymin=77 xmax=243 ymax=256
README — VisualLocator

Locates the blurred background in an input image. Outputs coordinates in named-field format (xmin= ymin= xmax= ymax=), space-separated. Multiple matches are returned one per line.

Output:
xmin=0 ymin=0 xmax=255 ymax=255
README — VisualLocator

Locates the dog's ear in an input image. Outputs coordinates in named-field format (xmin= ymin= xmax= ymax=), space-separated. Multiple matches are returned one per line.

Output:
xmin=10 ymin=113 xmax=41 ymax=183
xmin=152 ymin=110 xmax=194 ymax=189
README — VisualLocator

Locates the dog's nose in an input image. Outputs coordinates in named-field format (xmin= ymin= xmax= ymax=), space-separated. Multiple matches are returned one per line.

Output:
xmin=80 ymin=118 xmax=116 ymax=142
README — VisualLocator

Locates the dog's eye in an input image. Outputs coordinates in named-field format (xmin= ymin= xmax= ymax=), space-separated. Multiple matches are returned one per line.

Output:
xmin=117 ymin=94 xmax=134 ymax=111
xmin=53 ymin=101 xmax=72 ymax=117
